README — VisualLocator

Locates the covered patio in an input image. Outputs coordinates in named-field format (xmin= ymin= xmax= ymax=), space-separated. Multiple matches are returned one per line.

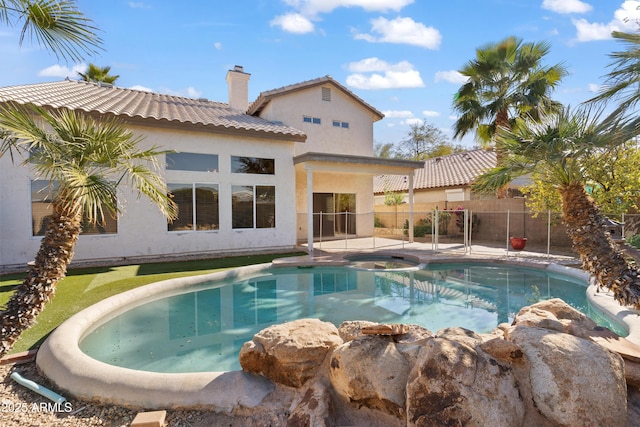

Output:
xmin=293 ymin=152 xmax=424 ymax=254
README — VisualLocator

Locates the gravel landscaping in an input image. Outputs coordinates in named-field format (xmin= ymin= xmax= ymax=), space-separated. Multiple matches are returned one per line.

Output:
xmin=0 ymin=360 xmax=287 ymax=427
xmin=2 ymin=351 xmax=640 ymax=426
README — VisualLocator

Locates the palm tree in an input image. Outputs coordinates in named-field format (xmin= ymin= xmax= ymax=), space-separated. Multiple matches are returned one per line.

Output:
xmin=78 ymin=63 xmax=119 ymax=84
xmin=0 ymin=104 xmax=177 ymax=356
xmin=587 ymin=31 xmax=640 ymax=118
xmin=1 ymin=0 xmax=102 ymax=61
xmin=453 ymin=36 xmax=567 ymax=151
xmin=473 ymin=106 xmax=640 ymax=308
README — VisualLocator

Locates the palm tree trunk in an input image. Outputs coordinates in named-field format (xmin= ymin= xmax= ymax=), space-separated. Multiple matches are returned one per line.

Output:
xmin=0 ymin=202 xmax=81 ymax=356
xmin=560 ymin=183 xmax=640 ymax=308
xmin=495 ymin=109 xmax=510 ymax=198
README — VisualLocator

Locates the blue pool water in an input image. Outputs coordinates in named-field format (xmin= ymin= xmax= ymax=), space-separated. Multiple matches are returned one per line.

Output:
xmin=80 ymin=263 xmax=619 ymax=373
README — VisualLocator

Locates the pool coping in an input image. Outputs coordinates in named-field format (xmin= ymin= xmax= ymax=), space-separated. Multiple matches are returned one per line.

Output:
xmin=36 ymin=254 xmax=640 ymax=410
xmin=37 ymin=264 xmax=277 ymax=410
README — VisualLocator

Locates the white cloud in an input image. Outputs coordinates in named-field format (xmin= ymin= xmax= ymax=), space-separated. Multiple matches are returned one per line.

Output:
xmin=185 ymin=87 xmax=202 ymax=98
xmin=270 ymin=13 xmax=315 ymax=33
xmin=346 ymin=58 xmax=424 ymax=89
xmin=38 ymin=63 xmax=86 ymax=78
xmin=129 ymin=85 xmax=153 ymax=92
xmin=161 ymin=86 xmax=203 ymax=98
xmin=347 ymin=70 xmax=424 ymax=89
xmin=434 ymin=70 xmax=467 ymax=84
xmin=283 ymin=0 xmax=413 ymax=18
xmin=423 ymin=110 xmax=440 ymax=117
xmin=541 ymin=0 xmax=592 ymax=14
xmin=214 ymin=42 xmax=223 ymax=50
xmin=354 ymin=16 xmax=441 ymax=49
xmin=573 ymin=18 xmax=616 ymax=41
xmin=382 ymin=110 xmax=414 ymax=118
xmin=573 ymin=1 xmax=640 ymax=42
xmin=614 ymin=0 xmax=640 ymax=26
xmin=347 ymin=57 xmax=413 ymax=73
xmin=273 ymin=0 xmax=414 ymax=35
xmin=588 ymin=83 xmax=600 ymax=92
xmin=403 ymin=118 xmax=423 ymax=126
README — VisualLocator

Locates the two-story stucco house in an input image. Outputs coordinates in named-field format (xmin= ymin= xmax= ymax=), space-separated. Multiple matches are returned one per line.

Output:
xmin=0 ymin=66 xmax=422 ymax=270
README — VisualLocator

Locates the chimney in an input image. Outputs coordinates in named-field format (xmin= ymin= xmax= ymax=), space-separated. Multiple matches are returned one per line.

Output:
xmin=226 ymin=65 xmax=250 ymax=111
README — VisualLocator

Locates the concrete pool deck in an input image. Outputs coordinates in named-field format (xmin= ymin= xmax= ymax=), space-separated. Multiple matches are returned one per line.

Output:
xmin=36 ymin=239 xmax=640 ymax=410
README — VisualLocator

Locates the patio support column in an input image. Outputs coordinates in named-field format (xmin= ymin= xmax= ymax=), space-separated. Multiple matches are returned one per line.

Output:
xmin=408 ymin=172 xmax=415 ymax=243
xmin=306 ymin=166 xmax=314 ymax=255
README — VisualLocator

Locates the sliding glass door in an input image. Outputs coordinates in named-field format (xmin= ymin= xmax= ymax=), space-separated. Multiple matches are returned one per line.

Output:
xmin=312 ymin=193 xmax=356 ymax=237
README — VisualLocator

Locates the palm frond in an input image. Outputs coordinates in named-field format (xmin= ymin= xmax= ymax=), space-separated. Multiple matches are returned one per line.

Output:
xmin=125 ymin=164 xmax=178 ymax=221
xmin=15 ymin=0 xmax=102 ymax=62
xmin=472 ymin=164 xmax=523 ymax=194
xmin=586 ymin=30 xmax=640 ymax=117
xmin=452 ymin=35 xmax=567 ymax=145
xmin=0 ymin=103 xmax=177 ymax=224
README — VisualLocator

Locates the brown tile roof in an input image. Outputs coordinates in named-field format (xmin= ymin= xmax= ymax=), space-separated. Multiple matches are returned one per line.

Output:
xmin=248 ymin=75 xmax=384 ymax=121
xmin=0 ymin=79 xmax=307 ymax=141
xmin=373 ymin=149 xmax=497 ymax=193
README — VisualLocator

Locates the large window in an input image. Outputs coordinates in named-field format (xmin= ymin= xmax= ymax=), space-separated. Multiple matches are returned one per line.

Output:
xmin=231 ymin=156 xmax=274 ymax=174
xmin=166 ymin=152 xmax=218 ymax=172
xmin=232 ymin=185 xmax=275 ymax=229
xmin=31 ymin=180 xmax=117 ymax=236
xmin=168 ymin=183 xmax=219 ymax=231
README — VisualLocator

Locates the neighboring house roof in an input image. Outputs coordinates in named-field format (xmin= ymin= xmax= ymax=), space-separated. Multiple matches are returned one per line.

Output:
xmin=248 ymin=75 xmax=384 ymax=121
xmin=0 ymin=79 xmax=307 ymax=141
xmin=373 ymin=149 xmax=497 ymax=193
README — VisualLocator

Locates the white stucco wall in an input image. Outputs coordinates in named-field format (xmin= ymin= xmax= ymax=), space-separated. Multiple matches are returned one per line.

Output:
xmin=258 ymin=84 xmax=375 ymax=157
xmin=0 ymin=124 xmax=299 ymax=268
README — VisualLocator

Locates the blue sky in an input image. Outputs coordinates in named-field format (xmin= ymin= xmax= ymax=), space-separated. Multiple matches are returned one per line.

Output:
xmin=1 ymin=0 xmax=639 ymax=149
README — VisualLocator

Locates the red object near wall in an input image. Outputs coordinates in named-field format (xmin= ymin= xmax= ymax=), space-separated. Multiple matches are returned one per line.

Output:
xmin=510 ymin=237 xmax=527 ymax=251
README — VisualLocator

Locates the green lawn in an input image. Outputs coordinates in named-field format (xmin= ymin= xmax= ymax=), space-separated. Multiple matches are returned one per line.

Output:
xmin=0 ymin=253 xmax=303 ymax=354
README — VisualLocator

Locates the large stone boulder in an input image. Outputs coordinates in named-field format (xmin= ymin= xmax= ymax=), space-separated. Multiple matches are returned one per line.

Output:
xmin=337 ymin=321 xmax=432 ymax=366
xmin=513 ymin=298 xmax=599 ymax=338
xmin=513 ymin=298 xmax=640 ymax=388
xmin=337 ymin=320 xmax=378 ymax=342
xmin=329 ymin=335 xmax=412 ymax=418
xmin=406 ymin=327 xmax=524 ymax=427
xmin=328 ymin=322 xmax=432 ymax=419
xmin=286 ymin=381 xmax=334 ymax=427
xmin=239 ymin=318 xmax=343 ymax=388
xmin=506 ymin=325 xmax=627 ymax=427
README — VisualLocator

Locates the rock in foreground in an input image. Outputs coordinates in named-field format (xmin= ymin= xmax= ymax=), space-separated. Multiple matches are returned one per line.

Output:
xmin=240 ymin=300 xmax=629 ymax=426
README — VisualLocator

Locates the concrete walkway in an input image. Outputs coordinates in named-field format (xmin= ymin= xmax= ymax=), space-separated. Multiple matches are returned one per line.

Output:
xmin=291 ymin=236 xmax=579 ymax=266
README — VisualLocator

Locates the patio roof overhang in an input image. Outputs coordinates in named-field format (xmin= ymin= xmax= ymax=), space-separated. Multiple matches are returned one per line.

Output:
xmin=293 ymin=152 xmax=424 ymax=175
xmin=294 ymin=152 xmax=424 ymax=254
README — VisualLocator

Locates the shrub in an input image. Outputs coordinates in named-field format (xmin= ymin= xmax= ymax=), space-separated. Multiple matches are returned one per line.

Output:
xmin=454 ymin=206 xmax=480 ymax=233
xmin=627 ymin=234 xmax=640 ymax=249
xmin=403 ymin=218 xmax=432 ymax=237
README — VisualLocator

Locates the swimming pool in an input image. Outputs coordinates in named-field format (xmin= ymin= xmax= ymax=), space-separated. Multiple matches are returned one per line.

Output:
xmin=79 ymin=262 xmax=619 ymax=373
